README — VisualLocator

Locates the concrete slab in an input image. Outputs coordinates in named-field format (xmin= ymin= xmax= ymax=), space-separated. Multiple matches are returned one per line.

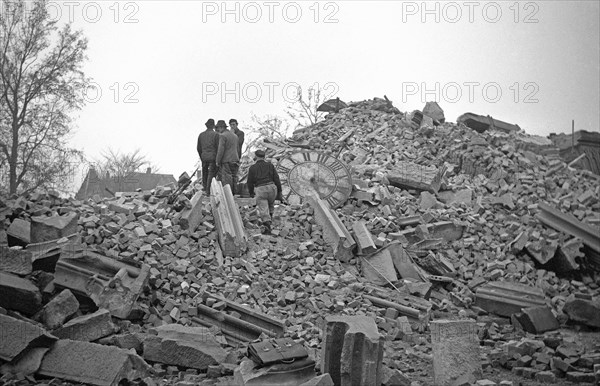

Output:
xmin=38 ymin=339 xmax=151 ymax=386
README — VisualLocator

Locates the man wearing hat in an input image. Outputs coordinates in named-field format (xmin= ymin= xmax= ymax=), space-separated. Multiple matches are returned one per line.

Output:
xmin=246 ymin=149 xmax=282 ymax=235
xmin=215 ymin=119 xmax=240 ymax=194
xmin=197 ymin=118 xmax=219 ymax=194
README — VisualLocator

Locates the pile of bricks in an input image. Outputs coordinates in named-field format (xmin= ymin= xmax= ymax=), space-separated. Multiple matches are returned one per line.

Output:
xmin=1 ymin=96 xmax=600 ymax=385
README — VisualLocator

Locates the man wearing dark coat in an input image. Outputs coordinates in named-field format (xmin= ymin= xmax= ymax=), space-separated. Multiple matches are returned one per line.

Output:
xmin=197 ymin=118 xmax=219 ymax=194
xmin=215 ymin=120 xmax=240 ymax=194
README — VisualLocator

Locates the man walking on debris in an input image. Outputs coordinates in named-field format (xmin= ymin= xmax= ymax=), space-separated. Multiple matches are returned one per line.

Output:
xmin=215 ymin=119 xmax=240 ymax=194
xmin=197 ymin=118 xmax=219 ymax=194
xmin=229 ymin=118 xmax=244 ymax=158
xmin=247 ymin=149 xmax=283 ymax=235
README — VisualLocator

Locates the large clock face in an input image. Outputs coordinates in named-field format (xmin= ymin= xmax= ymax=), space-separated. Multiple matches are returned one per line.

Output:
xmin=276 ymin=151 xmax=353 ymax=208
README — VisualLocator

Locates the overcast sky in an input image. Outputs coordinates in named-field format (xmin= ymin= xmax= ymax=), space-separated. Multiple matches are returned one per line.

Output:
xmin=41 ymin=0 xmax=599 ymax=189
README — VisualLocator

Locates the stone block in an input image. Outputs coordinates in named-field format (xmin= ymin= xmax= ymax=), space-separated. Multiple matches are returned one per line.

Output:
xmin=53 ymin=309 xmax=115 ymax=341
xmin=6 ymin=218 xmax=30 ymax=245
xmin=180 ymin=191 xmax=204 ymax=231
xmin=234 ymin=358 xmax=316 ymax=386
xmin=382 ymin=366 xmax=411 ymax=386
xmin=98 ymin=332 xmax=147 ymax=353
xmin=352 ymin=221 xmax=377 ymax=255
xmin=535 ymin=370 xmax=556 ymax=383
xmin=0 ymin=246 xmax=33 ymax=275
xmin=0 ymin=314 xmax=57 ymax=361
xmin=321 ymin=315 xmax=384 ymax=386
xmin=566 ymin=371 xmax=596 ymax=383
xmin=38 ymin=339 xmax=151 ymax=386
xmin=0 ymin=271 xmax=42 ymax=316
xmin=514 ymin=306 xmax=559 ymax=334
xmin=34 ymin=289 xmax=80 ymax=330
xmin=562 ymin=297 xmax=600 ymax=328
xmin=437 ymin=189 xmax=472 ymax=206
xmin=30 ymin=212 xmax=78 ymax=243
xmin=475 ymin=380 xmax=496 ymax=386
xmin=431 ymin=319 xmax=482 ymax=386
xmin=143 ymin=324 xmax=227 ymax=370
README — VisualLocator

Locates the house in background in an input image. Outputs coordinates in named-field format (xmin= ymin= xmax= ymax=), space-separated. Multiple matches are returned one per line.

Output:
xmin=549 ymin=130 xmax=600 ymax=175
xmin=76 ymin=167 xmax=177 ymax=200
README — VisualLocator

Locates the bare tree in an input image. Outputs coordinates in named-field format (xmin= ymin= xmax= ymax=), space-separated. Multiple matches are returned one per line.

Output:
xmin=244 ymin=113 xmax=293 ymax=155
xmin=285 ymin=85 xmax=327 ymax=129
xmin=92 ymin=148 xmax=159 ymax=181
xmin=0 ymin=0 xmax=88 ymax=195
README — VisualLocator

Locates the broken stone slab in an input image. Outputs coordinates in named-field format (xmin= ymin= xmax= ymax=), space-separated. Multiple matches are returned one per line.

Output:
xmin=234 ymin=358 xmax=316 ymax=386
xmin=423 ymin=101 xmax=445 ymax=123
xmin=97 ymin=332 xmax=146 ymax=353
xmin=382 ymin=366 xmax=411 ymax=386
xmin=547 ymin=237 xmax=583 ymax=272
xmin=191 ymin=292 xmax=286 ymax=344
xmin=0 ymin=245 xmax=32 ymax=275
xmin=321 ymin=315 xmax=384 ymax=386
xmin=526 ymin=239 xmax=558 ymax=265
xmin=475 ymin=281 xmax=546 ymax=317
xmin=7 ymin=218 xmax=30 ymax=245
xmin=30 ymin=212 xmax=78 ymax=244
xmin=34 ymin=289 xmax=80 ymax=330
xmin=352 ymin=221 xmax=377 ymax=255
xmin=54 ymin=250 xmax=150 ymax=319
xmin=0 ymin=346 xmax=49 ymax=376
xmin=361 ymin=246 xmax=398 ymax=286
xmin=210 ymin=179 xmax=248 ymax=258
xmin=514 ymin=306 xmax=560 ymax=334
xmin=385 ymin=242 xmax=425 ymax=282
xmin=52 ymin=309 xmax=116 ymax=342
xmin=0 ymin=271 xmax=42 ymax=316
xmin=143 ymin=324 xmax=228 ymax=370
xmin=431 ymin=319 xmax=482 ymax=386
xmin=0 ymin=314 xmax=57 ymax=362
xmin=419 ymin=191 xmax=441 ymax=211
xmin=108 ymin=201 xmax=135 ymax=215
xmin=179 ymin=191 xmax=204 ymax=231
xmin=37 ymin=339 xmax=152 ymax=386
xmin=306 ymin=194 xmax=355 ymax=263
xmin=390 ymin=221 xmax=463 ymax=245
xmin=26 ymin=233 xmax=81 ymax=264
xmin=386 ymin=161 xmax=445 ymax=194
xmin=562 ymin=297 xmax=600 ymax=328
xmin=437 ymin=188 xmax=472 ymax=206
xmin=487 ymin=193 xmax=515 ymax=209
xmin=362 ymin=294 xmax=420 ymax=319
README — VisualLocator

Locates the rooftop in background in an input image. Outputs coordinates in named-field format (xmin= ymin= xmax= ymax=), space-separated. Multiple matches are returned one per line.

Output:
xmin=75 ymin=167 xmax=176 ymax=200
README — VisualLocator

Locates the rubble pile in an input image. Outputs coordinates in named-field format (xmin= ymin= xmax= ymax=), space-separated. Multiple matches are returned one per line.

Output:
xmin=1 ymin=96 xmax=600 ymax=386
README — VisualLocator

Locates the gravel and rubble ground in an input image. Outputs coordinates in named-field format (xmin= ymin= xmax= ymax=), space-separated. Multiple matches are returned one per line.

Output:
xmin=1 ymin=97 xmax=599 ymax=386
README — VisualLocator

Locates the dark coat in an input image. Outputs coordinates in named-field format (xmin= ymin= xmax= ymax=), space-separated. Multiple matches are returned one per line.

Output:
xmin=233 ymin=128 xmax=245 ymax=157
xmin=197 ymin=128 xmax=219 ymax=162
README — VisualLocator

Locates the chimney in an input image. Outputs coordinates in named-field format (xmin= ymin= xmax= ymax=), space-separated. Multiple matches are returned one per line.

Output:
xmin=146 ymin=167 xmax=151 ymax=174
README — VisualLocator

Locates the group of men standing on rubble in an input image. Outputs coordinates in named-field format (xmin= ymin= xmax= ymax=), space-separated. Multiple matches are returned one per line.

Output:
xmin=196 ymin=118 xmax=283 ymax=235
xmin=196 ymin=119 xmax=244 ymax=195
